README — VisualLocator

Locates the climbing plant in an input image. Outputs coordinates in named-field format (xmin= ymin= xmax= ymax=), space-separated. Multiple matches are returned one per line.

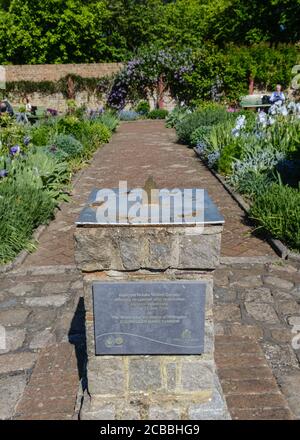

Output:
xmin=5 ymin=74 xmax=115 ymax=99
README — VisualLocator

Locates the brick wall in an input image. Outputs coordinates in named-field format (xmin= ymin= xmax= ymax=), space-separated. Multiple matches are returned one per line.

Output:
xmin=3 ymin=63 xmax=176 ymax=112
xmin=5 ymin=63 xmax=123 ymax=82
xmin=4 ymin=63 xmax=123 ymax=112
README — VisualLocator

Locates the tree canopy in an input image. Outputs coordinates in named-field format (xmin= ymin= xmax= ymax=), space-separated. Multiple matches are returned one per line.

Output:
xmin=0 ymin=0 xmax=299 ymax=64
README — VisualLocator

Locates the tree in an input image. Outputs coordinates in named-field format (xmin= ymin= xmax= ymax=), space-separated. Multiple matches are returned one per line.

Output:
xmin=0 ymin=0 xmax=299 ymax=64
xmin=206 ymin=0 xmax=300 ymax=45
xmin=107 ymin=47 xmax=193 ymax=109
xmin=0 ymin=0 xmax=121 ymax=64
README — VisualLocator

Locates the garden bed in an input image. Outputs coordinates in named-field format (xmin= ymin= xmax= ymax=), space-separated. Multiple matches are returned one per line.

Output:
xmin=0 ymin=110 xmax=119 ymax=265
xmin=167 ymin=103 xmax=300 ymax=255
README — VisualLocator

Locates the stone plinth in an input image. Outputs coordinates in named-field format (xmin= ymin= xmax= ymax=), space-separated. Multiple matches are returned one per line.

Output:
xmin=75 ymin=225 xmax=222 ymax=272
xmin=74 ymin=188 xmax=229 ymax=420
xmin=80 ymin=270 xmax=228 ymax=420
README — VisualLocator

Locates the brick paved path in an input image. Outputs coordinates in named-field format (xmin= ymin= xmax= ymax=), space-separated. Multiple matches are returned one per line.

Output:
xmin=0 ymin=121 xmax=299 ymax=420
xmin=24 ymin=120 xmax=275 ymax=267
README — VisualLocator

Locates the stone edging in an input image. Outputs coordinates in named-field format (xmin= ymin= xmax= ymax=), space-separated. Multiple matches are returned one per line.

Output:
xmin=193 ymin=147 xmax=300 ymax=263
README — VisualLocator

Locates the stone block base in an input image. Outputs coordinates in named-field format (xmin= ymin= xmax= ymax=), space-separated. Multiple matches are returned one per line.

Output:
xmin=80 ymin=269 xmax=230 ymax=420
xmin=74 ymin=225 xmax=223 ymax=272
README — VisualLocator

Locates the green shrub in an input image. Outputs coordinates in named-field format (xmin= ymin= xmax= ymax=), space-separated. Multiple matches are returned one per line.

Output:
xmin=52 ymin=134 xmax=83 ymax=159
xmin=0 ymin=181 xmax=55 ymax=263
xmin=182 ymin=43 xmax=299 ymax=104
xmin=148 ymin=109 xmax=169 ymax=119
xmin=217 ymin=140 xmax=243 ymax=175
xmin=6 ymin=148 xmax=70 ymax=201
xmin=57 ymin=115 xmax=86 ymax=139
xmin=205 ymin=120 xmax=235 ymax=156
xmin=176 ymin=105 xmax=230 ymax=144
xmin=31 ymin=125 xmax=52 ymax=146
xmin=135 ymin=100 xmax=150 ymax=115
xmin=97 ymin=112 xmax=119 ymax=132
xmin=86 ymin=122 xmax=111 ymax=149
xmin=165 ymin=107 xmax=189 ymax=128
xmin=250 ymin=183 xmax=300 ymax=250
xmin=190 ymin=126 xmax=213 ymax=147
xmin=229 ymin=171 xmax=275 ymax=199
xmin=0 ymin=123 xmax=28 ymax=154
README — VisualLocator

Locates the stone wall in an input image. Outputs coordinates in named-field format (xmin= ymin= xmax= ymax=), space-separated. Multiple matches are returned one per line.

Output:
xmin=8 ymin=91 xmax=106 ymax=114
xmin=3 ymin=63 xmax=176 ymax=112
xmin=5 ymin=63 xmax=122 ymax=83
xmin=4 ymin=63 xmax=123 ymax=112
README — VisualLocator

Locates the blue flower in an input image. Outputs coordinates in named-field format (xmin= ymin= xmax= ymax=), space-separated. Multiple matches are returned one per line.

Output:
xmin=10 ymin=145 xmax=21 ymax=156
xmin=0 ymin=169 xmax=8 ymax=178
xmin=207 ymin=151 xmax=220 ymax=168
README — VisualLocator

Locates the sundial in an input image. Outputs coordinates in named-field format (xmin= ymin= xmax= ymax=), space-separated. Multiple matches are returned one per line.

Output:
xmin=76 ymin=177 xmax=224 ymax=226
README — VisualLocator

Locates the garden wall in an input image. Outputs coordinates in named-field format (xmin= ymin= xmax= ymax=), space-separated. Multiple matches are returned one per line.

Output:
xmin=4 ymin=63 xmax=123 ymax=112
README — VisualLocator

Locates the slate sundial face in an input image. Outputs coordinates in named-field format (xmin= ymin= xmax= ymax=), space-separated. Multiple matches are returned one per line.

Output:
xmin=76 ymin=186 xmax=224 ymax=226
xmin=93 ymin=281 xmax=206 ymax=355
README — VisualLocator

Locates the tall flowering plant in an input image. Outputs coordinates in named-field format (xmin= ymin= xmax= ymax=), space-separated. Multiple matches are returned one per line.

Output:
xmin=107 ymin=48 xmax=194 ymax=110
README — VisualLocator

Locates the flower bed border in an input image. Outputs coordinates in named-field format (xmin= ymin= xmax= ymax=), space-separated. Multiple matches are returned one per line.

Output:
xmin=193 ymin=147 xmax=300 ymax=263
xmin=0 ymin=156 xmax=91 ymax=274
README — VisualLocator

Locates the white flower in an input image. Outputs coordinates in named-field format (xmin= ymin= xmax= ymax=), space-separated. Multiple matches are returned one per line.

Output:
xmin=257 ymin=110 xmax=268 ymax=127
xmin=280 ymin=106 xmax=288 ymax=117
xmin=268 ymin=117 xmax=275 ymax=125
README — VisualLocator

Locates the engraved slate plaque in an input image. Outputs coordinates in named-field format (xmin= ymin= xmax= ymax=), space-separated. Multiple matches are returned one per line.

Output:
xmin=93 ymin=281 xmax=206 ymax=355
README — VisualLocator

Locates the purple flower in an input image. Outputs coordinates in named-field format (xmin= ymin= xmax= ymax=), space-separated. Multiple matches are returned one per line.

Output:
xmin=10 ymin=145 xmax=21 ymax=156
xmin=47 ymin=108 xmax=58 ymax=116
xmin=0 ymin=169 xmax=8 ymax=178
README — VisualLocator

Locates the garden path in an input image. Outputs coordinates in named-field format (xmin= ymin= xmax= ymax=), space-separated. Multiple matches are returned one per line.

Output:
xmin=23 ymin=120 xmax=274 ymax=267
xmin=0 ymin=121 xmax=299 ymax=420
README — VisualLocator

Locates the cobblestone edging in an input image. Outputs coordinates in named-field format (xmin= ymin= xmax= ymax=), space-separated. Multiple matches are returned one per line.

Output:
xmin=193 ymin=148 xmax=300 ymax=263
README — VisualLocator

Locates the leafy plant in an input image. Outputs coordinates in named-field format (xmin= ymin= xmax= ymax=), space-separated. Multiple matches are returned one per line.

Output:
xmin=31 ymin=124 xmax=53 ymax=146
xmin=97 ymin=111 xmax=119 ymax=132
xmin=190 ymin=126 xmax=213 ymax=147
xmin=176 ymin=104 xmax=230 ymax=144
xmin=85 ymin=122 xmax=111 ymax=152
xmin=135 ymin=100 xmax=150 ymax=115
xmin=165 ymin=107 xmax=190 ymax=128
xmin=217 ymin=140 xmax=243 ymax=175
xmin=250 ymin=183 xmax=300 ymax=249
xmin=57 ymin=115 xmax=86 ymax=139
xmin=52 ymin=134 xmax=83 ymax=159
xmin=0 ymin=180 xmax=55 ymax=263
xmin=148 ymin=109 xmax=169 ymax=119
xmin=228 ymin=170 xmax=275 ymax=199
